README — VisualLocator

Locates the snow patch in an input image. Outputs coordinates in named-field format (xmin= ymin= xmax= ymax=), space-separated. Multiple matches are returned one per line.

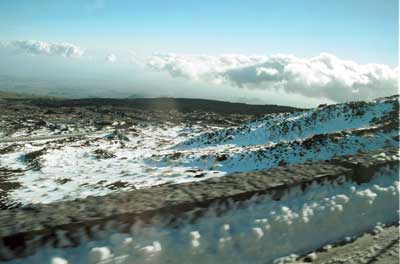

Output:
xmin=7 ymin=167 xmax=399 ymax=264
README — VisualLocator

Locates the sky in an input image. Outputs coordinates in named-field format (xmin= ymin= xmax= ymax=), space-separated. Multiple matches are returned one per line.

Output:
xmin=0 ymin=0 xmax=398 ymax=107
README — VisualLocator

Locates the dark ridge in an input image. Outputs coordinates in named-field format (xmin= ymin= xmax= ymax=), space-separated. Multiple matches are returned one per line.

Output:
xmin=0 ymin=91 xmax=54 ymax=99
xmin=24 ymin=97 xmax=300 ymax=115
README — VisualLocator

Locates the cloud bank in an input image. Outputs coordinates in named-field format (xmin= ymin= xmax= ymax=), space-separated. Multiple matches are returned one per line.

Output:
xmin=106 ymin=53 xmax=117 ymax=63
xmin=10 ymin=40 xmax=84 ymax=58
xmin=147 ymin=53 xmax=398 ymax=102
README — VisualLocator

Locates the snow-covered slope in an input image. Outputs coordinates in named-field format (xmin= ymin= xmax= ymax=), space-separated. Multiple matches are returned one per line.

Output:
xmin=177 ymin=95 xmax=398 ymax=148
xmin=148 ymin=95 xmax=398 ymax=173
xmin=0 ymin=96 xmax=398 ymax=206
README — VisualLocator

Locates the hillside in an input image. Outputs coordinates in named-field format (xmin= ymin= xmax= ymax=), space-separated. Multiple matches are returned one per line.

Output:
xmin=0 ymin=95 xmax=398 ymax=264
xmin=0 ymin=95 xmax=397 ymax=207
xmin=28 ymin=97 xmax=300 ymax=115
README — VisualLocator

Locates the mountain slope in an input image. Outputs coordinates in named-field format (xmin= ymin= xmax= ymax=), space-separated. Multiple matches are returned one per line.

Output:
xmin=150 ymin=95 xmax=399 ymax=173
xmin=0 ymin=95 xmax=398 ymax=206
xmin=177 ymin=95 xmax=398 ymax=148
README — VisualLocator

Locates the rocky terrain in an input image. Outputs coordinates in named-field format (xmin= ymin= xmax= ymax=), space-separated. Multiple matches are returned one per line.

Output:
xmin=0 ymin=95 xmax=398 ymax=263
xmin=0 ymin=96 xmax=398 ymax=208
xmin=0 ymin=98 xmax=299 ymax=208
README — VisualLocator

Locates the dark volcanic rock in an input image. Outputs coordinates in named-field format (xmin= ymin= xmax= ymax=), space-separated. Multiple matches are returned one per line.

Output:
xmin=216 ymin=154 xmax=228 ymax=162
xmin=105 ymin=181 xmax=136 ymax=190
xmin=93 ymin=149 xmax=116 ymax=159
xmin=0 ymin=144 xmax=19 ymax=155
xmin=104 ymin=130 xmax=130 ymax=142
xmin=20 ymin=148 xmax=47 ymax=171
xmin=23 ymin=149 xmax=46 ymax=163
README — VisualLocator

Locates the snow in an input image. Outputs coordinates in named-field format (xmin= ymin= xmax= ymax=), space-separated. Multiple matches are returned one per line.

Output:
xmin=0 ymin=96 xmax=397 ymax=206
xmin=177 ymin=96 xmax=395 ymax=148
xmin=150 ymin=128 xmax=397 ymax=173
xmin=273 ymin=254 xmax=299 ymax=264
xmin=50 ymin=257 xmax=69 ymax=264
xmin=6 ymin=166 xmax=399 ymax=264
xmin=87 ymin=247 xmax=112 ymax=264
xmin=0 ymin=125 xmax=219 ymax=206
xmin=305 ymin=252 xmax=317 ymax=261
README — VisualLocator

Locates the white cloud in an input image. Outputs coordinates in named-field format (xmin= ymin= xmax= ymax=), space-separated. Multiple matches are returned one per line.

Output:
xmin=10 ymin=40 xmax=84 ymax=58
xmin=256 ymin=67 xmax=279 ymax=76
xmin=106 ymin=53 xmax=117 ymax=63
xmin=146 ymin=52 xmax=398 ymax=102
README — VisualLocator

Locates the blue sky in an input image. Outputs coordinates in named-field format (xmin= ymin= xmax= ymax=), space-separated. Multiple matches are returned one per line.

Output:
xmin=0 ymin=0 xmax=398 ymax=106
